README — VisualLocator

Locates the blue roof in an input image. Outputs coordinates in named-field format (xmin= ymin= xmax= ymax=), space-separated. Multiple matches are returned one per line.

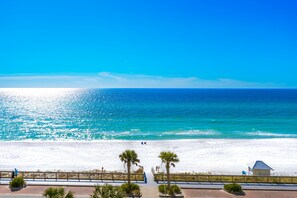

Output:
xmin=252 ymin=160 xmax=274 ymax=171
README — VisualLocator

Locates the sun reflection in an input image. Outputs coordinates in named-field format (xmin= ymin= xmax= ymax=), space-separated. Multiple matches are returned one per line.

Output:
xmin=0 ymin=88 xmax=80 ymax=97
xmin=0 ymin=88 xmax=85 ymax=141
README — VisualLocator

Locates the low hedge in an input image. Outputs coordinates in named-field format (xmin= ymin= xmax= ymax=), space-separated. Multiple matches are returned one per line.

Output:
xmin=224 ymin=183 xmax=243 ymax=194
xmin=91 ymin=185 xmax=123 ymax=198
xmin=158 ymin=184 xmax=181 ymax=195
xmin=120 ymin=183 xmax=141 ymax=197
xmin=9 ymin=177 xmax=26 ymax=188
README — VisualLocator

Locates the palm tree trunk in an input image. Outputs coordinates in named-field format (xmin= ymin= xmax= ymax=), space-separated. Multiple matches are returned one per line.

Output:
xmin=166 ymin=162 xmax=170 ymax=189
xmin=127 ymin=162 xmax=131 ymax=186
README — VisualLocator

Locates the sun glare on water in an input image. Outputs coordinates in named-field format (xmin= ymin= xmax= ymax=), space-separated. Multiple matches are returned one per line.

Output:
xmin=0 ymin=88 xmax=80 ymax=97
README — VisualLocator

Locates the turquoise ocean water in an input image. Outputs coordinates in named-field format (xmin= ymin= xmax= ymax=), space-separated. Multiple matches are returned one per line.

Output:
xmin=0 ymin=88 xmax=297 ymax=140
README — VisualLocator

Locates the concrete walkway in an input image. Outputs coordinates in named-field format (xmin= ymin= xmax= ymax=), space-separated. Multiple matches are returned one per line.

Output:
xmin=140 ymin=186 xmax=159 ymax=198
xmin=156 ymin=181 xmax=297 ymax=191
xmin=0 ymin=186 xmax=91 ymax=198
xmin=1 ymin=185 xmax=297 ymax=198
xmin=183 ymin=189 xmax=297 ymax=198
xmin=141 ymin=168 xmax=159 ymax=197
xmin=0 ymin=185 xmax=159 ymax=198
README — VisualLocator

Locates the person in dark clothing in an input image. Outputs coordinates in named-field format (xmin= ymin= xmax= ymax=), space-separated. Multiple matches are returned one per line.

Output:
xmin=11 ymin=171 xmax=15 ymax=179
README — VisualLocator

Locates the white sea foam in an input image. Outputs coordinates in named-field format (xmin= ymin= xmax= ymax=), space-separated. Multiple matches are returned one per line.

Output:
xmin=246 ymin=131 xmax=297 ymax=137
xmin=162 ymin=130 xmax=220 ymax=136
xmin=0 ymin=139 xmax=297 ymax=176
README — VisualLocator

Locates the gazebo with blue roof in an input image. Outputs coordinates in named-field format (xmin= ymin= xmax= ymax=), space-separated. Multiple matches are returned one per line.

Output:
xmin=251 ymin=160 xmax=274 ymax=176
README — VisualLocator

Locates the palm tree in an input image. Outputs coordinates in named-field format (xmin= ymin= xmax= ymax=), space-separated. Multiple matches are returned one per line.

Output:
xmin=159 ymin=151 xmax=179 ymax=189
xmin=43 ymin=187 xmax=74 ymax=198
xmin=91 ymin=184 xmax=124 ymax=198
xmin=119 ymin=150 xmax=140 ymax=186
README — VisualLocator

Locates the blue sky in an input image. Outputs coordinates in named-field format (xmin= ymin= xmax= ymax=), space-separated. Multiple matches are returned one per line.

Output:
xmin=0 ymin=0 xmax=296 ymax=88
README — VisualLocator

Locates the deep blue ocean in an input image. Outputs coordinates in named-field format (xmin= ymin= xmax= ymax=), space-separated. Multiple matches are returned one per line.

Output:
xmin=0 ymin=88 xmax=297 ymax=140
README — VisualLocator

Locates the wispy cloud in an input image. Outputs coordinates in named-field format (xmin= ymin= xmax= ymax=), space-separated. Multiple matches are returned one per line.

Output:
xmin=0 ymin=72 xmax=283 ymax=88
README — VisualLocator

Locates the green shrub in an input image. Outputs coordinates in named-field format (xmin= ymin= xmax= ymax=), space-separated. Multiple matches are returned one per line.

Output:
xmin=224 ymin=183 xmax=243 ymax=194
xmin=158 ymin=184 xmax=181 ymax=195
xmin=120 ymin=183 xmax=140 ymax=195
xmin=9 ymin=177 xmax=26 ymax=188
xmin=43 ymin=187 xmax=74 ymax=198
xmin=91 ymin=184 xmax=124 ymax=198
xmin=170 ymin=185 xmax=181 ymax=194
xmin=158 ymin=185 xmax=167 ymax=194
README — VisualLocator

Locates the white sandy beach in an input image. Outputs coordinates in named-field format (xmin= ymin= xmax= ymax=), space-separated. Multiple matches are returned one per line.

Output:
xmin=0 ymin=139 xmax=296 ymax=176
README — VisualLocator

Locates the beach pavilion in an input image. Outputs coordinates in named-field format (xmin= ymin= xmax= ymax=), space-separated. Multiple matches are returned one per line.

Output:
xmin=250 ymin=160 xmax=274 ymax=176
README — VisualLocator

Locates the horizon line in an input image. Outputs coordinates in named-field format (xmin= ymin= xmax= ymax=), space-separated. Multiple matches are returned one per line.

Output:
xmin=0 ymin=72 xmax=290 ymax=89
xmin=1 ymin=87 xmax=296 ymax=89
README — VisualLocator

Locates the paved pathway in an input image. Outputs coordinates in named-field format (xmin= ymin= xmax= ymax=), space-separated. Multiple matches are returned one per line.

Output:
xmin=0 ymin=186 xmax=91 ymax=198
xmin=0 ymin=185 xmax=160 ymax=198
xmin=1 ymin=184 xmax=297 ymax=198
xmin=140 ymin=186 xmax=159 ymax=198
xmin=157 ymin=181 xmax=297 ymax=191
xmin=183 ymin=189 xmax=297 ymax=198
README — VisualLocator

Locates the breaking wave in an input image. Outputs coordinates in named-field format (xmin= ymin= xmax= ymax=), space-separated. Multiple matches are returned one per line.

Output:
xmin=246 ymin=131 xmax=297 ymax=138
